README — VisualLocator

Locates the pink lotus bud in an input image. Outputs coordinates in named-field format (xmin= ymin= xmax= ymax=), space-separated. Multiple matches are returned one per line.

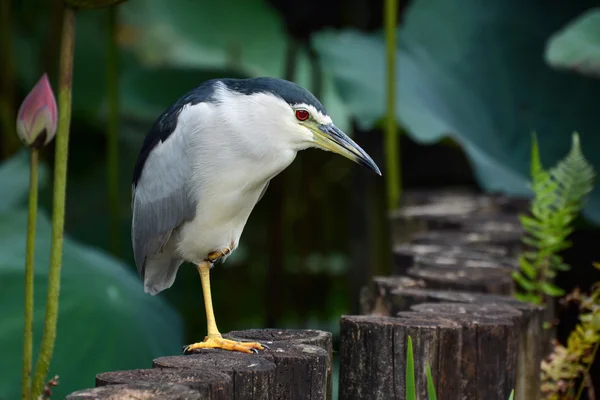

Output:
xmin=16 ymin=73 xmax=58 ymax=149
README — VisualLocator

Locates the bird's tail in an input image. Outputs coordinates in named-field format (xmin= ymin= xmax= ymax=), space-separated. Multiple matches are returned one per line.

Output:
xmin=143 ymin=253 xmax=183 ymax=295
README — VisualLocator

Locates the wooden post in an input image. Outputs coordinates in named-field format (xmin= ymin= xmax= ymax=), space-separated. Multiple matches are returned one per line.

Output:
xmin=66 ymin=382 xmax=208 ymax=399
xmin=224 ymin=328 xmax=333 ymax=400
xmin=340 ymin=302 xmax=520 ymax=400
xmin=393 ymin=242 xmax=511 ymax=275
xmin=406 ymin=263 xmax=514 ymax=294
xmin=339 ymin=315 xmax=462 ymax=400
xmin=65 ymin=329 xmax=332 ymax=399
xmin=404 ymin=290 xmax=544 ymax=400
xmin=350 ymin=189 xmax=541 ymax=398
xmin=153 ymin=350 xmax=275 ymax=400
xmin=95 ymin=368 xmax=232 ymax=399
xmin=390 ymin=190 xmax=527 ymax=243
xmin=361 ymin=282 xmax=544 ymax=400
xmin=260 ymin=342 xmax=328 ymax=400
xmin=409 ymin=230 xmax=522 ymax=257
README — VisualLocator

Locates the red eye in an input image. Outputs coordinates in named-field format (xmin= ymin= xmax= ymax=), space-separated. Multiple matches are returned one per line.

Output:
xmin=295 ymin=109 xmax=309 ymax=121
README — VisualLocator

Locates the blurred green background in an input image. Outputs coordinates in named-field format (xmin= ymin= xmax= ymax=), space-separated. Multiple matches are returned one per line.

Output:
xmin=3 ymin=0 xmax=600 ymax=397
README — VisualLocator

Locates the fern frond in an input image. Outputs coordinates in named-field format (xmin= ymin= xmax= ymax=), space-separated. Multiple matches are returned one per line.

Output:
xmin=515 ymin=132 xmax=595 ymax=305
xmin=549 ymin=133 xmax=595 ymax=212
xmin=530 ymin=132 xmax=543 ymax=179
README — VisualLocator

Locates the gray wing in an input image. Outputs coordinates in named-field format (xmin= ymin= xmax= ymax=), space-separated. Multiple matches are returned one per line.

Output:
xmin=131 ymin=131 xmax=196 ymax=279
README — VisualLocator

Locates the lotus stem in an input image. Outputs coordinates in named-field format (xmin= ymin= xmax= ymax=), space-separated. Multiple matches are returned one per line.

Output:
xmin=384 ymin=0 xmax=401 ymax=209
xmin=107 ymin=5 xmax=120 ymax=256
xmin=21 ymin=149 xmax=39 ymax=400
xmin=30 ymin=6 xmax=76 ymax=398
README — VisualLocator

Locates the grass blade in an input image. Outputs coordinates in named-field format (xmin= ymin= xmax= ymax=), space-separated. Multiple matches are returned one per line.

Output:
xmin=406 ymin=336 xmax=416 ymax=400
xmin=426 ymin=364 xmax=437 ymax=400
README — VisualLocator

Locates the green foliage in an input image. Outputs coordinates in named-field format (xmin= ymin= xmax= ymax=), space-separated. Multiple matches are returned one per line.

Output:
xmin=513 ymin=133 xmax=595 ymax=304
xmin=119 ymin=0 xmax=351 ymax=133
xmin=0 ymin=153 xmax=183 ymax=399
xmin=425 ymin=364 xmax=437 ymax=400
xmin=406 ymin=336 xmax=416 ymax=400
xmin=313 ymin=0 xmax=600 ymax=224
xmin=545 ymin=8 xmax=600 ymax=78
xmin=540 ymin=272 xmax=600 ymax=399
xmin=11 ymin=0 xmax=353 ymax=353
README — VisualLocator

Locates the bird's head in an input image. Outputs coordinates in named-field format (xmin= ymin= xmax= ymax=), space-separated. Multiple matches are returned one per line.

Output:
xmin=215 ymin=77 xmax=381 ymax=175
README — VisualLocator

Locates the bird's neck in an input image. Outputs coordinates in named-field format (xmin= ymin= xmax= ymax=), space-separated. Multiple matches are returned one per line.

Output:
xmin=189 ymin=126 xmax=297 ymax=193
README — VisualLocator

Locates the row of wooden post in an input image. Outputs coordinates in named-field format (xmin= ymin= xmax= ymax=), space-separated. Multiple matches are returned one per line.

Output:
xmin=67 ymin=329 xmax=332 ymax=399
xmin=66 ymin=189 xmax=543 ymax=399
xmin=340 ymin=189 xmax=545 ymax=400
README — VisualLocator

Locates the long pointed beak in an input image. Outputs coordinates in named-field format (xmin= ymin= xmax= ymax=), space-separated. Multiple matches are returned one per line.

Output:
xmin=313 ymin=124 xmax=382 ymax=175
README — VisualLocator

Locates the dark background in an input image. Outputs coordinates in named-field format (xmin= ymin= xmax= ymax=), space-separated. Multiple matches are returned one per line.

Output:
xmin=2 ymin=0 xmax=600 ymax=398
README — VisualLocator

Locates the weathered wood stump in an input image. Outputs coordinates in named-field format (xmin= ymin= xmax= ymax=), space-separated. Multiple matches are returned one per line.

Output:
xmin=154 ymin=350 xmax=275 ymax=400
xmin=390 ymin=189 xmax=527 ymax=243
xmin=406 ymin=263 xmax=514 ymax=294
xmin=397 ymin=286 xmax=545 ymax=399
xmin=66 ymin=382 xmax=207 ymax=399
xmin=260 ymin=342 xmax=328 ymax=400
xmin=359 ymin=276 xmax=426 ymax=316
xmin=224 ymin=329 xmax=333 ymax=400
xmin=339 ymin=314 xmax=462 ymax=400
xmin=95 ymin=368 xmax=231 ymax=399
xmin=361 ymin=281 xmax=544 ymax=400
xmin=408 ymin=230 xmax=523 ymax=257
xmin=340 ymin=302 xmax=520 ymax=400
xmin=346 ymin=189 xmax=540 ymax=398
xmin=393 ymin=241 xmax=518 ymax=294
xmin=66 ymin=329 xmax=332 ymax=399
xmin=393 ymin=242 xmax=512 ymax=274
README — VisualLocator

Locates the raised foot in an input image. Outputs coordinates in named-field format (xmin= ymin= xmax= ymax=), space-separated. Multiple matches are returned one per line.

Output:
xmin=183 ymin=336 xmax=265 ymax=354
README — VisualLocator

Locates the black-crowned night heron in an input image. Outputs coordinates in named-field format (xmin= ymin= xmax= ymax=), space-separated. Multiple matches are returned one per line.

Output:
xmin=131 ymin=77 xmax=381 ymax=353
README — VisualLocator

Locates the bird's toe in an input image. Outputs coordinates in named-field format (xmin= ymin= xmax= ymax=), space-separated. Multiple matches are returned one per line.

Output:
xmin=183 ymin=336 xmax=264 ymax=355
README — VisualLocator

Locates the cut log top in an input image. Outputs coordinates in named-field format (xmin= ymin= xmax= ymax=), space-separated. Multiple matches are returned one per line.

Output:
xmin=394 ymin=242 xmax=509 ymax=258
xmin=410 ymin=302 xmax=523 ymax=325
xmin=153 ymin=349 xmax=277 ymax=372
xmin=409 ymin=230 xmax=522 ymax=251
xmin=397 ymin=188 xmax=528 ymax=211
xmin=361 ymin=277 xmax=543 ymax=319
xmin=393 ymin=242 xmax=516 ymax=278
xmin=95 ymin=368 xmax=231 ymax=399
xmin=224 ymin=328 xmax=332 ymax=355
xmin=412 ymin=251 xmax=517 ymax=271
xmin=65 ymin=329 xmax=333 ymax=400
xmin=406 ymin=264 xmax=514 ymax=294
xmin=395 ymin=287 xmax=544 ymax=316
xmin=66 ymin=382 xmax=208 ymax=399
xmin=224 ymin=328 xmax=334 ymax=400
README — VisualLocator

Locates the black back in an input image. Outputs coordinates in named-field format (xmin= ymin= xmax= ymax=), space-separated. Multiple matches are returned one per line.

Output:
xmin=132 ymin=77 xmax=326 ymax=186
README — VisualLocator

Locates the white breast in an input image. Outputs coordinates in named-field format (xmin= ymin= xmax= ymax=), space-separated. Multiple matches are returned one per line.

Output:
xmin=172 ymin=92 xmax=298 ymax=264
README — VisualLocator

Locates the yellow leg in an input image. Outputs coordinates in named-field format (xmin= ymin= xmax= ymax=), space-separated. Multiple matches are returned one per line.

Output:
xmin=198 ymin=261 xmax=220 ymax=337
xmin=183 ymin=260 xmax=265 ymax=354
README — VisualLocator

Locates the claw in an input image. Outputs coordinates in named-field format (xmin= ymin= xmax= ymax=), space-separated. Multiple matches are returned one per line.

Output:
xmin=183 ymin=336 xmax=264 ymax=354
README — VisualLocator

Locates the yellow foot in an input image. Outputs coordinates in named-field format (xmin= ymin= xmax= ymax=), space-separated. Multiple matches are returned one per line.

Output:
xmin=183 ymin=336 xmax=265 ymax=354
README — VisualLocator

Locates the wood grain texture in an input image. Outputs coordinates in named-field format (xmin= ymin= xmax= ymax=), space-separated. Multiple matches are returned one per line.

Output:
xmin=153 ymin=350 xmax=276 ymax=400
xmin=66 ymin=382 xmax=207 ymax=399
xmin=340 ymin=303 xmax=521 ymax=400
xmin=224 ymin=328 xmax=332 ymax=400
xmin=95 ymin=368 xmax=231 ymax=399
